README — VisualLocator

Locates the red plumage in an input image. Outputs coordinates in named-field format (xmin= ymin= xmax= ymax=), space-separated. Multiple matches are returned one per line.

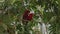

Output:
xmin=27 ymin=13 xmax=34 ymax=21
xmin=23 ymin=10 xmax=30 ymax=20
xmin=23 ymin=10 xmax=34 ymax=21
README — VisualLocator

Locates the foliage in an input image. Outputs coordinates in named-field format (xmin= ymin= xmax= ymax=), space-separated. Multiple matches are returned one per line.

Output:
xmin=0 ymin=0 xmax=60 ymax=34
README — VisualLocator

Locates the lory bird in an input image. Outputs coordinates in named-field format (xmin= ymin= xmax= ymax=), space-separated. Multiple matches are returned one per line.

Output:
xmin=22 ymin=9 xmax=34 ymax=34
xmin=23 ymin=9 xmax=34 ymax=21
xmin=22 ymin=9 xmax=34 ymax=25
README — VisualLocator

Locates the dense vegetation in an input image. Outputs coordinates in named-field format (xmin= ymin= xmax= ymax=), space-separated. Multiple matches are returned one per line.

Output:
xmin=0 ymin=0 xmax=60 ymax=34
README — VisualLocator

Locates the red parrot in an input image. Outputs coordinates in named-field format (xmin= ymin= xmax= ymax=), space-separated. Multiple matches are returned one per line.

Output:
xmin=22 ymin=9 xmax=34 ymax=33
xmin=23 ymin=10 xmax=30 ymax=20
xmin=23 ymin=9 xmax=34 ymax=21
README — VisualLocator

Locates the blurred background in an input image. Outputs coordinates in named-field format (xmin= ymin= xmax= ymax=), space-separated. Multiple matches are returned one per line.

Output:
xmin=0 ymin=0 xmax=60 ymax=34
